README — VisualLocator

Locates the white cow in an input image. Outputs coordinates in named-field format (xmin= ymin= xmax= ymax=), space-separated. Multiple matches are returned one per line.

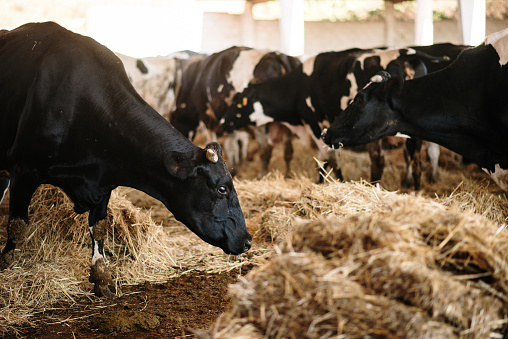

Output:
xmin=116 ymin=51 xmax=198 ymax=118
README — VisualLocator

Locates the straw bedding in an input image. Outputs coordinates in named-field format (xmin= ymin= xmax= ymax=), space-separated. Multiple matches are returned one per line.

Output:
xmin=200 ymin=174 xmax=508 ymax=338
xmin=0 ymin=183 xmax=254 ymax=334
xmin=0 ymin=169 xmax=508 ymax=337
xmin=0 ymin=185 xmax=172 ymax=332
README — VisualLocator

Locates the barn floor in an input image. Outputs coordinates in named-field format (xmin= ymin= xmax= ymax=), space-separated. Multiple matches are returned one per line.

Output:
xmin=1 ymin=135 xmax=502 ymax=338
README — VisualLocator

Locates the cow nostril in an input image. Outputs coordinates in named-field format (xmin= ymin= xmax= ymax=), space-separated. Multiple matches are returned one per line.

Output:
xmin=244 ymin=239 xmax=252 ymax=252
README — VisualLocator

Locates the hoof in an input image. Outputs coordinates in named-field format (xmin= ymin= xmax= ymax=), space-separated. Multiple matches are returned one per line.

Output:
xmin=7 ymin=219 xmax=28 ymax=246
xmin=94 ymin=283 xmax=122 ymax=299
xmin=0 ymin=251 xmax=14 ymax=270
xmin=89 ymin=258 xmax=121 ymax=298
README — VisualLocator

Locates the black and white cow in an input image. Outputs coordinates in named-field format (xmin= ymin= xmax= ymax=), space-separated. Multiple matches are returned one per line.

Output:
xmin=170 ymin=53 xmax=208 ymax=140
xmin=0 ymin=22 xmax=252 ymax=298
xmin=170 ymin=46 xmax=301 ymax=175
xmin=323 ymin=29 xmax=508 ymax=191
xmin=222 ymin=47 xmax=448 ymax=185
xmin=116 ymin=50 xmax=201 ymax=119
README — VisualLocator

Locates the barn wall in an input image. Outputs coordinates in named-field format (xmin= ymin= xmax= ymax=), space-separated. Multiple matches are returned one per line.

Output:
xmin=201 ymin=12 xmax=508 ymax=56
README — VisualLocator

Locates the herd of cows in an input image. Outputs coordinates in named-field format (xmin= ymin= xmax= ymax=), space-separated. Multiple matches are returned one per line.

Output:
xmin=0 ymin=21 xmax=507 ymax=298
xmin=121 ymin=36 xmax=468 ymax=189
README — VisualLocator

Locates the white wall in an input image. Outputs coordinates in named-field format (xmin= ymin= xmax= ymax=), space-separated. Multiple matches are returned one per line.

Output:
xmin=84 ymin=7 xmax=508 ymax=57
xmin=201 ymin=12 xmax=508 ymax=56
xmin=86 ymin=4 xmax=203 ymax=57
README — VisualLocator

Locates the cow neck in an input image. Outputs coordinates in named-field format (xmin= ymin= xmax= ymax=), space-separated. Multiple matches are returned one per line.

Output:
xmin=103 ymin=102 xmax=200 ymax=204
xmin=396 ymin=51 xmax=507 ymax=170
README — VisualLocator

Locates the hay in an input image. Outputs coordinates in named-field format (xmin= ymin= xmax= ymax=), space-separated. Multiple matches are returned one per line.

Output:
xmin=1 ymin=163 xmax=508 ymax=337
xmin=439 ymin=179 xmax=508 ymax=225
xmin=201 ymin=177 xmax=508 ymax=339
xmin=0 ymin=185 xmax=177 ymax=333
xmin=0 ymin=182 xmax=262 ymax=334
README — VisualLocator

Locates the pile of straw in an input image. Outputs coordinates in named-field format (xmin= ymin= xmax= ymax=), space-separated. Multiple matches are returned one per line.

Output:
xmin=1 ymin=168 xmax=508 ymax=337
xmin=201 ymin=174 xmax=508 ymax=338
xmin=0 ymin=181 xmax=260 ymax=334
xmin=0 ymin=185 xmax=175 ymax=332
xmin=0 ymin=184 xmax=245 ymax=334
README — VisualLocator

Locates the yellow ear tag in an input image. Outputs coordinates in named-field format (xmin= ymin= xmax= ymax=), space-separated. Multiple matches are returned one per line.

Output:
xmin=236 ymin=103 xmax=242 ymax=108
xmin=242 ymin=97 xmax=248 ymax=106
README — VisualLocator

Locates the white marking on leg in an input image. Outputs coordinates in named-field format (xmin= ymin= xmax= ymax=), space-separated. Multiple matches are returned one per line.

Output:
xmin=91 ymin=240 xmax=102 ymax=265
xmin=223 ymin=134 xmax=240 ymax=167
xmin=89 ymin=226 xmax=104 ymax=266
xmin=426 ymin=142 xmax=440 ymax=181
xmin=236 ymin=130 xmax=250 ymax=163
xmin=0 ymin=180 xmax=9 ymax=205
xmin=406 ymin=163 xmax=413 ymax=185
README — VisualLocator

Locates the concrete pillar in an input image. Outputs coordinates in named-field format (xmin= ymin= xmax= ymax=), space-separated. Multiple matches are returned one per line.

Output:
xmin=384 ymin=0 xmax=396 ymax=47
xmin=458 ymin=0 xmax=486 ymax=46
xmin=241 ymin=1 xmax=255 ymax=48
xmin=279 ymin=0 xmax=304 ymax=56
xmin=415 ymin=0 xmax=434 ymax=45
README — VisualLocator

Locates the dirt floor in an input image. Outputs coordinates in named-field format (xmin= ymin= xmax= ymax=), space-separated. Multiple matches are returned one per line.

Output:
xmin=5 ymin=270 xmax=244 ymax=338
xmin=1 ymin=134 xmax=497 ymax=339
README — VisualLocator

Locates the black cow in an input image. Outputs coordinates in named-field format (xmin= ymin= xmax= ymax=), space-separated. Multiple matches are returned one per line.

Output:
xmin=411 ymin=43 xmax=469 ymax=73
xmin=0 ymin=22 xmax=252 ymax=298
xmin=221 ymin=47 xmax=448 ymax=185
xmin=170 ymin=46 xmax=301 ymax=175
xmin=322 ymin=29 xmax=508 ymax=191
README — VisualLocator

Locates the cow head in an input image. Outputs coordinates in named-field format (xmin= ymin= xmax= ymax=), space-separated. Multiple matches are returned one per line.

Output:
xmin=220 ymin=88 xmax=270 ymax=133
xmin=163 ymin=142 xmax=252 ymax=255
xmin=322 ymin=71 xmax=404 ymax=148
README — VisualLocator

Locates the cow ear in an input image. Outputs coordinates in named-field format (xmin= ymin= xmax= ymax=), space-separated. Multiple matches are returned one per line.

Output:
xmin=385 ymin=76 xmax=404 ymax=97
xmin=164 ymin=151 xmax=194 ymax=180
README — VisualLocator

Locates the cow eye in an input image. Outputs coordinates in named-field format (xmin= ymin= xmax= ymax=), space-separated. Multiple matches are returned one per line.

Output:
xmin=217 ymin=185 xmax=229 ymax=197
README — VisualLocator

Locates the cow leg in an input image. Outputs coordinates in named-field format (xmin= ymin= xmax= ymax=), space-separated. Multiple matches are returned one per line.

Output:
xmin=0 ymin=172 xmax=38 ymax=269
xmin=259 ymin=144 xmax=273 ymax=179
xmin=367 ymin=141 xmax=385 ymax=183
xmin=254 ymin=126 xmax=272 ymax=179
xmin=403 ymin=141 xmax=414 ymax=188
xmin=88 ymin=192 xmax=119 ymax=298
xmin=236 ymin=130 xmax=250 ymax=166
xmin=223 ymin=134 xmax=239 ymax=176
xmin=328 ymin=150 xmax=344 ymax=182
xmin=224 ymin=130 xmax=251 ymax=177
xmin=317 ymin=162 xmax=329 ymax=183
xmin=0 ymin=170 xmax=9 ymax=205
xmin=197 ymin=120 xmax=216 ymax=143
xmin=316 ymin=147 xmax=343 ymax=183
xmin=426 ymin=142 xmax=440 ymax=183
xmin=404 ymin=138 xmax=423 ymax=190
xmin=282 ymin=128 xmax=293 ymax=178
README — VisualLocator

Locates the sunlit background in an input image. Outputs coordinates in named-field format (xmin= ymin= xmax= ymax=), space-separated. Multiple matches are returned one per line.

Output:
xmin=1 ymin=0 xmax=507 ymax=57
